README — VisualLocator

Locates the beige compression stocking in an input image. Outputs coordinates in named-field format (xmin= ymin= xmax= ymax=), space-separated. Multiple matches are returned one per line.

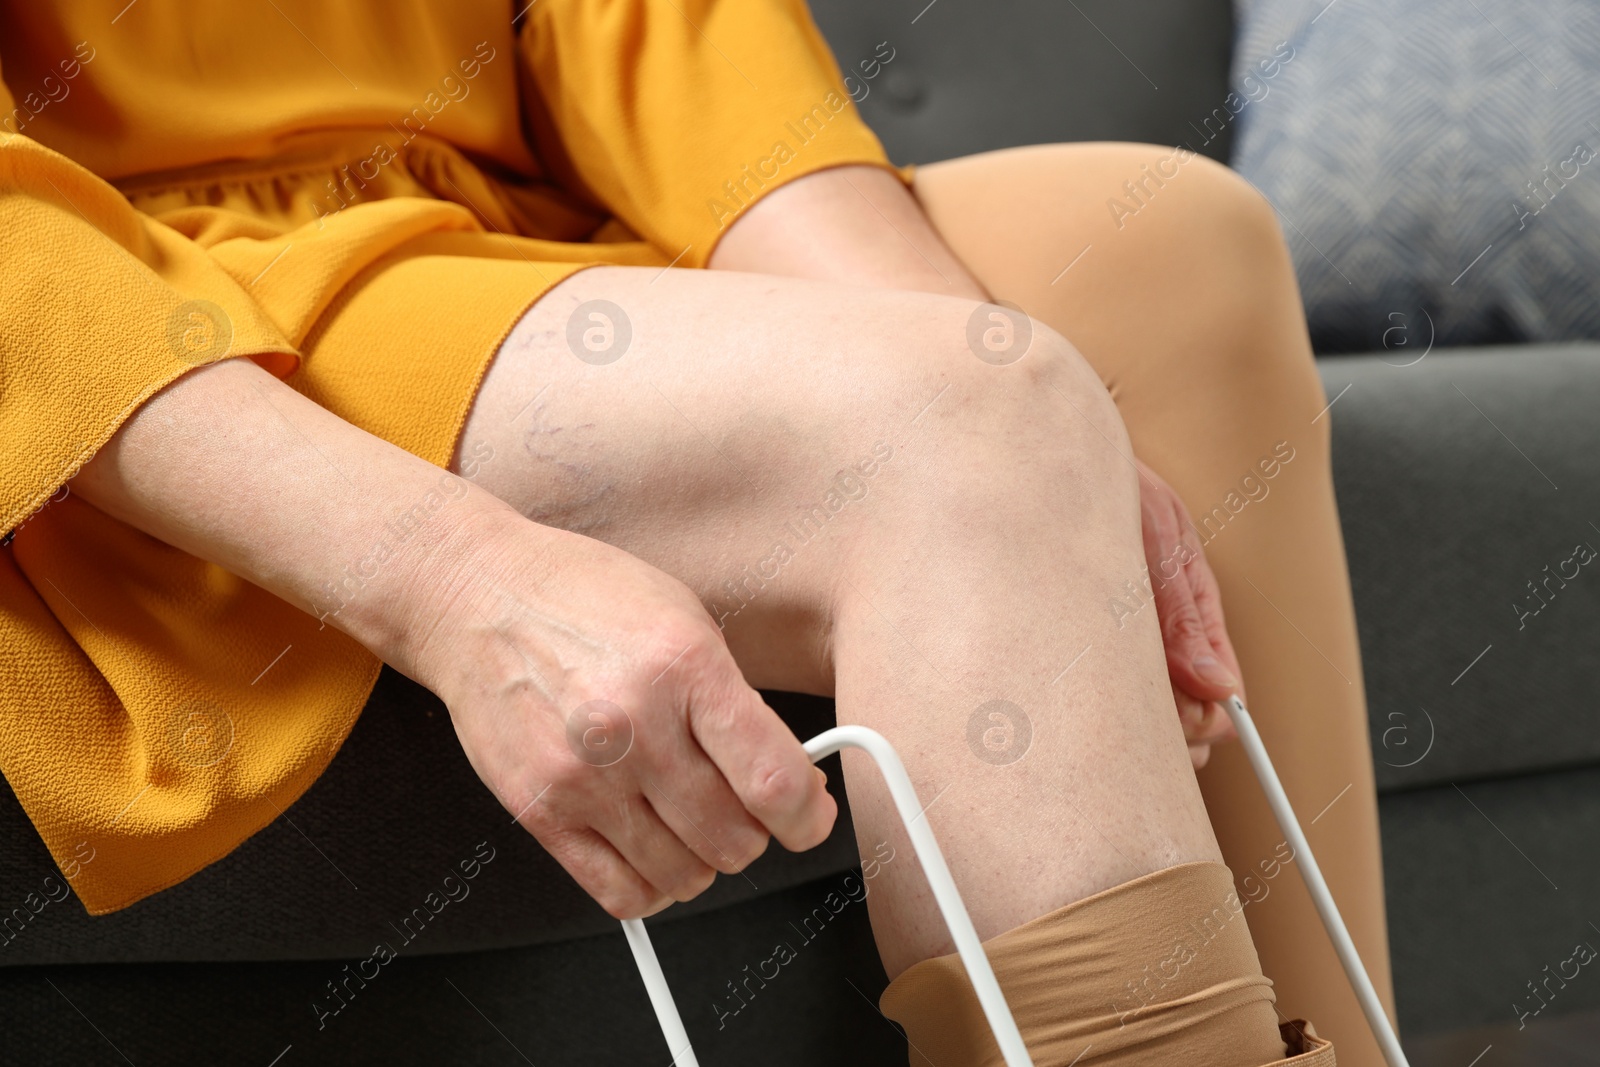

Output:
xmin=881 ymin=862 xmax=1336 ymax=1067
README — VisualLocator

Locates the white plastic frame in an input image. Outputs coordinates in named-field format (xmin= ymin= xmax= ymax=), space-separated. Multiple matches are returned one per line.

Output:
xmin=622 ymin=705 xmax=1412 ymax=1067
xmin=622 ymin=724 xmax=1034 ymax=1067
xmin=1221 ymin=695 xmax=1410 ymax=1067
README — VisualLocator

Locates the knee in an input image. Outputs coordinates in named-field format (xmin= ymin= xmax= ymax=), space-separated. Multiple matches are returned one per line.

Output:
xmin=1175 ymin=157 xmax=1326 ymax=411
xmin=1107 ymin=147 xmax=1325 ymax=419
xmin=1083 ymin=142 xmax=1288 ymax=285
xmin=1103 ymin=145 xmax=1286 ymax=262
xmin=1171 ymin=152 xmax=1286 ymax=260
xmin=866 ymin=301 xmax=1138 ymax=533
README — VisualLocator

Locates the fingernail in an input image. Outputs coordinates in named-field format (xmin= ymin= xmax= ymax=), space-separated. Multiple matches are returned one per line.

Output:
xmin=1193 ymin=655 xmax=1237 ymax=690
xmin=813 ymin=767 xmax=829 ymax=789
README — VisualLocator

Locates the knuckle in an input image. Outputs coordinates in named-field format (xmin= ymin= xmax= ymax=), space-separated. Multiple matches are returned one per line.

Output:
xmin=1143 ymin=492 xmax=1178 ymax=537
xmin=668 ymin=862 xmax=718 ymax=902
xmin=531 ymin=822 xmax=588 ymax=868
xmin=544 ymin=757 xmax=596 ymax=795
xmin=597 ymin=888 xmax=646 ymax=920
xmin=725 ymin=830 xmax=770 ymax=871
xmin=614 ymin=794 xmax=654 ymax=839
xmin=1162 ymin=604 xmax=1207 ymax=644
xmin=1151 ymin=557 xmax=1186 ymax=591
xmin=641 ymin=622 xmax=714 ymax=679
xmin=703 ymin=827 xmax=768 ymax=874
xmin=595 ymin=875 xmax=663 ymax=921
xmin=683 ymin=677 xmax=763 ymax=750
xmin=743 ymin=760 xmax=807 ymax=820
xmin=514 ymin=789 xmax=570 ymax=836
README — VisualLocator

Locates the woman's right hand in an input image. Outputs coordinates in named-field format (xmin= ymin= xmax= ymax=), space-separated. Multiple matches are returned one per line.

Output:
xmin=72 ymin=357 xmax=834 ymax=922
xmin=401 ymin=506 xmax=838 ymax=919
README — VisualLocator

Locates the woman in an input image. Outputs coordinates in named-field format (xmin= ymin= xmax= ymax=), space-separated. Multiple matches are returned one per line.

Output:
xmin=1 ymin=1 xmax=1389 ymax=1063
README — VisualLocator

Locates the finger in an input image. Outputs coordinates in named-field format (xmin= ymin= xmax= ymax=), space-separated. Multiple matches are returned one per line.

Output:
xmin=1174 ymin=687 xmax=1208 ymax=741
xmin=1153 ymin=560 xmax=1238 ymax=703
xmin=528 ymin=821 xmax=672 ymax=920
xmin=595 ymin=793 xmax=719 ymax=904
xmin=1141 ymin=489 xmax=1238 ymax=705
xmin=688 ymin=667 xmax=836 ymax=853
xmin=627 ymin=672 xmax=773 ymax=875
xmin=640 ymin=763 xmax=770 ymax=877
xmin=1190 ymin=700 xmax=1237 ymax=745
xmin=1186 ymin=548 xmax=1247 ymax=705
xmin=1190 ymin=742 xmax=1213 ymax=770
xmin=1175 ymin=673 xmax=1237 ymax=748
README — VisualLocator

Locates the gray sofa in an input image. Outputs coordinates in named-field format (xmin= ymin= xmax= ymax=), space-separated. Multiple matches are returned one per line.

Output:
xmin=5 ymin=1 xmax=1597 ymax=1063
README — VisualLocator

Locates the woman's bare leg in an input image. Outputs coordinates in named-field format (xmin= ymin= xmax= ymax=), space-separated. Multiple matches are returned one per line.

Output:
xmin=458 ymin=265 xmax=1220 ymax=979
xmin=913 ymin=142 xmax=1393 ymax=1065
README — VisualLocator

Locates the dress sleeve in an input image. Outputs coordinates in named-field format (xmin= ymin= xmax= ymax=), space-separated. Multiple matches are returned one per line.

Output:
xmin=517 ymin=0 xmax=905 ymax=268
xmin=0 ymin=56 xmax=300 ymax=538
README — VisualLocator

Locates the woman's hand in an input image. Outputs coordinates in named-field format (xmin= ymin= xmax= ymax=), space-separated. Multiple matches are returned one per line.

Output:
xmin=405 ymin=507 xmax=837 ymax=920
xmin=1134 ymin=458 xmax=1242 ymax=768
xmin=72 ymin=357 xmax=834 ymax=921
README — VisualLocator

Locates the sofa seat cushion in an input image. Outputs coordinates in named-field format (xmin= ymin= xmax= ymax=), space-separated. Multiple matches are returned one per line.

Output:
xmin=0 ymin=670 xmax=860 ymax=964
xmin=1322 ymin=344 xmax=1600 ymax=791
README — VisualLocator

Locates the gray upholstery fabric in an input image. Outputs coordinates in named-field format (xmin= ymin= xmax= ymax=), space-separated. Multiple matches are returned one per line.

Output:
xmin=1232 ymin=0 xmax=1600 ymax=353
xmin=1321 ymin=344 xmax=1600 ymax=792
xmin=806 ymin=0 xmax=1237 ymax=164
xmin=1381 ymin=766 xmax=1600 ymax=1035
xmin=0 ymin=671 xmax=861 ymax=965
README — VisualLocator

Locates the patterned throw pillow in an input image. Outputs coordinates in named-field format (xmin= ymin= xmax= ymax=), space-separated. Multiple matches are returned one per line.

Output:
xmin=1229 ymin=0 xmax=1600 ymax=354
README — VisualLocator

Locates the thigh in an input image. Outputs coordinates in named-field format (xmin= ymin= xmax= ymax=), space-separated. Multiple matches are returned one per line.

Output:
xmin=454 ymin=264 xmax=1083 ymax=695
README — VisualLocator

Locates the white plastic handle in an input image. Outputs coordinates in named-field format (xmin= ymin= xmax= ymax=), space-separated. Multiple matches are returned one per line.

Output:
xmin=1222 ymin=695 xmax=1410 ymax=1067
xmin=622 ymin=724 xmax=1034 ymax=1067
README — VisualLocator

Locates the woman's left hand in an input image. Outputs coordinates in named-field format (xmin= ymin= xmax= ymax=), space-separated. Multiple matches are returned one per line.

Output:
xmin=1134 ymin=458 xmax=1242 ymax=769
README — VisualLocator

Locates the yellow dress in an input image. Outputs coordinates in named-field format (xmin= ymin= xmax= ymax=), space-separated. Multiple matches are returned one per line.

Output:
xmin=0 ymin=0 xmax=899 ymax=914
